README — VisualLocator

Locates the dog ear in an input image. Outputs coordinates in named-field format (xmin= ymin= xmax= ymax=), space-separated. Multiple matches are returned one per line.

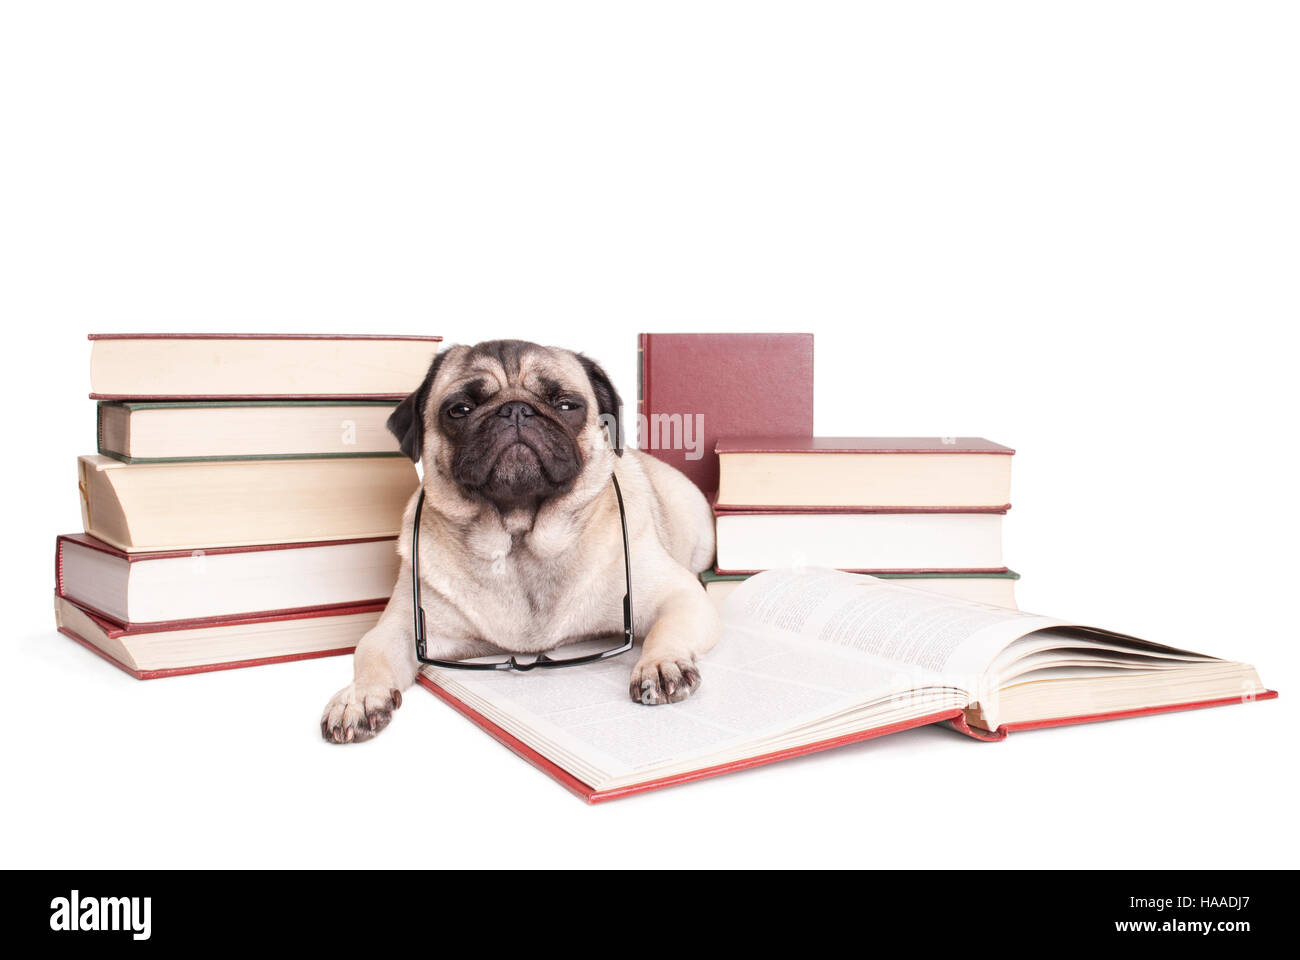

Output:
xmin=387 ymin=350 xmax=446 ymax=462
xmin=577 ymin=354 xmax=623 ymax=456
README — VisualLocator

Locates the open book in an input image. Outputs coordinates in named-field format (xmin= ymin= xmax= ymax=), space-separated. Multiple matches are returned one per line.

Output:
xmin=417 ymin=568 xmax=1275 ymax=802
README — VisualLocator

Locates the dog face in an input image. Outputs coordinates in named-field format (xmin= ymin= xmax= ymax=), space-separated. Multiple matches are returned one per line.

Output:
xmin=388 ymin=339 xmax=622 ymax=512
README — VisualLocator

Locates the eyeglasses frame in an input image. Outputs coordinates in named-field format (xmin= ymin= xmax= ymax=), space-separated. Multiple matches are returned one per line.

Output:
xmin=411 ymin=473 xmax=634 ymax=671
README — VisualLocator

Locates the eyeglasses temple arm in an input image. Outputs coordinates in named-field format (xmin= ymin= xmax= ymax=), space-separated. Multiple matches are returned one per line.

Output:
xmin=411 ymin=488 xmax=428 ymax=662
xmin=611 ymin=473 xmax=634 ymax=645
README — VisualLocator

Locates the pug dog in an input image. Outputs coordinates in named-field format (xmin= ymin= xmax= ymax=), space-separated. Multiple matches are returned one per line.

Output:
xmin=321 ymin=339 xmax=721 ymax=743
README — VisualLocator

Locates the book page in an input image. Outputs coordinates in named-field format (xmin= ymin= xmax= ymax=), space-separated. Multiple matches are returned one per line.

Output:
xmin=424 ymin=626 xmax=961 ymax=785
xmin=725 ymin=568 xmax=1065 ymax=689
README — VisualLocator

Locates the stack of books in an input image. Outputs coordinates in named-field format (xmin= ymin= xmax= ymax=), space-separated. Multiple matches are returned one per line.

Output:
xmin=636 ymin=332 xmax=1020 ymax=608
xmin=54 ymin=333 xmax=439 ymax=678
xmin=707 ymin=436 xmax=1018 ymax=607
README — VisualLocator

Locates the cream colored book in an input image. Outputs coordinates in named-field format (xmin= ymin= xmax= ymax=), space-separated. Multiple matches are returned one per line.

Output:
xmin=77 ymin=454 xmax=418 ymax=552
xmin=88 ymin=333 xmax=441 ymax=400
xmin=97 ymin=400 xmax=402 ymax=462
xmin=714 ymin=510 xmax=1006 ymax=572
xmin=56 ymin=532 xmax=400 ymax=626
xmin=714 ymin=437 xmax=1014 ymax=509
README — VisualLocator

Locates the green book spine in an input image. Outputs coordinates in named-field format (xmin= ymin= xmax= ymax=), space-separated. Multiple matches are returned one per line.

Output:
xmin=95 ymin=399 xmax=403 ymax=464
xmin=700 ymin=568 xmax=1021 ymax=585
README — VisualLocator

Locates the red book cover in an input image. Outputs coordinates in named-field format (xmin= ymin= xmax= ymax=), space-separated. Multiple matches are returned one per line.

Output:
xmin=637 ymin=333 xmax=814 ymax=495
xmin=945 ymin=693 xmax=1279 ymax=741
xmin=417 ymin=676 xmax=1277 ymax=802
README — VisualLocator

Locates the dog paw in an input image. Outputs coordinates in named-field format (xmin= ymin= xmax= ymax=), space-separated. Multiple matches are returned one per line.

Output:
xmin=320 ymin=683 xmax=403 ymax=744
xmin=629 ymin=657 xmax=701 ymax=705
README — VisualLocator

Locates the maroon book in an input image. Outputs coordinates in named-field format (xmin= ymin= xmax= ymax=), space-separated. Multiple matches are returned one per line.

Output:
xmin=637 ymin=333 xmax=814 ymax=495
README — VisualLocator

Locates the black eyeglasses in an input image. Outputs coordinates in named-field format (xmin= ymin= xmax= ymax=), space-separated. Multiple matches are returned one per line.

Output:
xmin=411 ymin=474 xmax=634 ymax=671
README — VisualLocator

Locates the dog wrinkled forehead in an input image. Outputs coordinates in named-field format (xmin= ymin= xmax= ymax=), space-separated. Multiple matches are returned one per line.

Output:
xmin=438 ymin=339 xmax=588 ymax=396
xmin=388 ymin=339 xmax=623 ymax=462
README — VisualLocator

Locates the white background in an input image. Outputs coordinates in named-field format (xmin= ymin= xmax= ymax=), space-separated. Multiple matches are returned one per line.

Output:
xmin=2 ymin=2 xmax=1297 ymax=868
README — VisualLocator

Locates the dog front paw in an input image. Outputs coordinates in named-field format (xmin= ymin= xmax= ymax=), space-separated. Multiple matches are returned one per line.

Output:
xmin=629 ymin=657 xmax=701 ymax=705
xmin=320 ymin=683 xmax=403 ymax=743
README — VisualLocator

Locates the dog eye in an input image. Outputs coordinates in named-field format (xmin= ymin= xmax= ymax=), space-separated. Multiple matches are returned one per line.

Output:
xmin=555 ymin=398 xmax=582 ymax=412
xmin=446 ymin=402 xmax=473 ymax=418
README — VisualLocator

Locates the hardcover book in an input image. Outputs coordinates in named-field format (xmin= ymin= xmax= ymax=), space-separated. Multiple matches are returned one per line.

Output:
xmin=713 ymin=507 xmax=1008 ymax=573
xmin=700 ymin=568 xmax=1020 ymax=610
xmin=56 ymin=533 xmax=400 ymax=627
xmin=417 ymin=568 xmax=1275 ymax=802
xmin=97 ymin=400 xmax=403 ymax=462
xmin=77 ymin=454 xmax=418 ymax=552
xmin=88 ymin=333 xmax=442 ymax=400
xmin=54 ymin=594 xmax=383 ymax=679
xmin=637 ymin=333 xmax=814 ymax=495
xmin=714 ymin=436 xmax=1014 ymax=510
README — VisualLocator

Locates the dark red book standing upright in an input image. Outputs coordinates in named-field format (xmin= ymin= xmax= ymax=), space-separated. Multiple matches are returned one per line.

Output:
xmin=636 ymin=333 xmax=814 ymax=495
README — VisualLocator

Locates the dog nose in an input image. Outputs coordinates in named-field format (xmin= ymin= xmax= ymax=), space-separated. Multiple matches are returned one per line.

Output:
xmin=497 ymin=401 xmax=536 ymax=424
